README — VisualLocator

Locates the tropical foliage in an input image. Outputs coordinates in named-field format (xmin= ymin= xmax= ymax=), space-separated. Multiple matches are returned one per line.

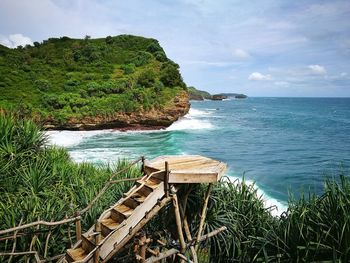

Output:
xmin=0 ymin=114 xmax=142 ymax=261
xmin=0 ymin=35 xmax=186 ymax=124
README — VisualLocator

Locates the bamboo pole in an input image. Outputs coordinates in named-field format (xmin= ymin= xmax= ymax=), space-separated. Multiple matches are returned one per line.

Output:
xmin=178 ymin=202 xmax=198 ymax=263
xmin=145 ymin=227 xmax=227 ymax=263
xmin=8 ymin=218 xmax=23 ymax=263
xmin=75 ymin=215 xmax=81 ymax=241
xmin=183 ymin=218 xmax=198 ymax=263
xmin=195 ymin=183 xmax=213 ymax=251
xmin=141 ymin=156 xmax=145 ymax=175
xmin=164 ymin=162 xmax=169 ymax=197
xmin=172 ymin=194 xmax=186 ymax=259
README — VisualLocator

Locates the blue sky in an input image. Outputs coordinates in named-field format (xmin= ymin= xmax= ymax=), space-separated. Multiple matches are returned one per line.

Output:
xmin=1 ymin=0 xmax=350 ymax=97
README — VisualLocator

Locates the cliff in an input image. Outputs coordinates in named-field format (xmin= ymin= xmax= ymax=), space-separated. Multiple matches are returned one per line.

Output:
xmin=0 ymin=35 xmax=189 ymax=130
xmin=44 ymin=90 xmax=189 ymax=130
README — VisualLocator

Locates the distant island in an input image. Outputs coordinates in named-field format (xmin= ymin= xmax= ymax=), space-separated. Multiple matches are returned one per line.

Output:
xmin=188 ymin=87 xmax=247 ymax=101
xmin=0 ymin=35 xmax=190 ymax=130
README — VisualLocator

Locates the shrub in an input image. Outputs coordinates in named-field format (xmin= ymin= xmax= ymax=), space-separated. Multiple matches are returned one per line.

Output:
xmin=35 ymin=79 xmax=51 ymax=92
xmin=137 ymin=69 xmax=156 ymax=88
xmin=120 ymin=63 xmax=136 ymax=74
xmin=130 ymin=51 xmax=153 ymax=67
xmin=160 ymin=62 xmax=184 ymax=87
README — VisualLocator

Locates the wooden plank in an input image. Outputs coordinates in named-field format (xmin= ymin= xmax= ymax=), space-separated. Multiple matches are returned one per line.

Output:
xmin=99 ymin=182 xmax=165 ymax=259
xmin=168 ymin=172 xmax=218 ymax=184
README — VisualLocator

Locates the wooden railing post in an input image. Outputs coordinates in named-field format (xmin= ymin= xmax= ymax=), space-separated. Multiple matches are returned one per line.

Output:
xmin=94 ymin=222 xmax=101 ymax=263
xmin=75 ymin=213 xmax=81 ymax=242
xmin=141 ymin=156 xmax=145 ymax=175
xmin=164 ymin=161 xmax=169 ymax=197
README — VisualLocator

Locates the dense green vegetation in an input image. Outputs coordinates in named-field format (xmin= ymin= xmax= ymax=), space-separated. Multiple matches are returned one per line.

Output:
xmin=0 ymin=114 xmax=142 ymax=260
xmin=0 ymin=35 xmax=186 ymax=124
xmin=188 ymin=86 xmax=212 ymax=100
xmin=1 ymin=115 xmax=349 ymax=262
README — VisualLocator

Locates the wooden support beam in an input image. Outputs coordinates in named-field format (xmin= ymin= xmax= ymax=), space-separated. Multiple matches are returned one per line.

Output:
xmin=195 ymin=183 xmax=213 ymax=251
xmin=141 ymin=156 xmax=145 ymax=175
xmin=75 ymin=215 xmax=81 ymax=242
xmin=178 ymin=201 xmax=198 ymax=263
xmin=183 ymin=217 xmax=198 ymax=263
xmin=164 ymin=162 xmax=169 ymax=197
xmin=172 ymin=194 xmax=186 ymax=254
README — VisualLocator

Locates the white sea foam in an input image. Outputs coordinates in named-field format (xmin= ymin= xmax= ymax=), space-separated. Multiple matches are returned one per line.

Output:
xmin=166 ymin=108 xmax=214 ymax=131
xmin=46 ymin=130 xmax=113 ymax=147
xmin=225 ymin=176 xmax=288 ymax=217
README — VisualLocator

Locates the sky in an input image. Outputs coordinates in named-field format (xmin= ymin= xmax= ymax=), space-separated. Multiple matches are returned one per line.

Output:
xmin=1 ymin=0 xmax=350 ymax=97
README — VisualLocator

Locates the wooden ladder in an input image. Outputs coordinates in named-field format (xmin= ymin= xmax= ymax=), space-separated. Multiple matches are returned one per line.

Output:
xmin=62 ymin=170 xmax=168 ymax=263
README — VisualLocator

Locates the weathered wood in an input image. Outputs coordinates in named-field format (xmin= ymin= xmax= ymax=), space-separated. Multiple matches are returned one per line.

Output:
xmin=164 ymin=161 xmax=169 ymax=197
xmin=141 ymin=156 xmax=145 ymax=175
xmin=193 ymin=226 xmax=227 ymax=245
xmin=144 ymin=248 xmax=179 ymax=263
xmin=8 ymin=217 xmax=23 ymax=263
xmin=172 ymin=194 xmax=186 ymax=256
xmin=76 ymin=216 xmax=82 ymax=242
xmin=195 ymin=183 xmax=213 ymax=251
xmin=102 ymin=196 xmax=172 ymax=262
xmin=100 ymin=182 xmax=165 ymax=259
xmin=183 ymin=217 xmax=198 ymax=263
xmin=146 ymin=155 xmax=227 ymax=184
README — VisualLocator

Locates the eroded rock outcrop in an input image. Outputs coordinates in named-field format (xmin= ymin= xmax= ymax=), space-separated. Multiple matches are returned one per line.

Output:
xmin=44 ymin=91 xmax=190 ymax=130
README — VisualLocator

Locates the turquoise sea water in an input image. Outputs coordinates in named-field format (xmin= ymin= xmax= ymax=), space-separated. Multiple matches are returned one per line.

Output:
xmin=48 ymin=97 xmax=350 ymax=213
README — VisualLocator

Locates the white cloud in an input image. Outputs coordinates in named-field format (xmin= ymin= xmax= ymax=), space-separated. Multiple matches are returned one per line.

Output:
xmin=248 ymin=72 xmax=272 ymax=81
xmin=340 ymin=72 xmax=347 ymax=77
xmin=0 ymin=33 xmax=32 ymax=48
xmin=233 ymin=48 xmax=250 ymax=59
xmin=308 ymin=64 xmax=326 ymax=75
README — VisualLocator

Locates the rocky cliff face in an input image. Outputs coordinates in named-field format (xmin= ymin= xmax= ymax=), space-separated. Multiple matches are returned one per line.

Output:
xmin=43 ymin=91 xmax=190 ymax=130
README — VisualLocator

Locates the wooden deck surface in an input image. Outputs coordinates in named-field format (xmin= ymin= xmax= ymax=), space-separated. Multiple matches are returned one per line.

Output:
xmin=145 ymin=155 xmax=227 ymax=183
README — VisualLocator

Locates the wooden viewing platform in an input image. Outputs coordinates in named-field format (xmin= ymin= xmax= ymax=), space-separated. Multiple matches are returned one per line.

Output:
xmin=145 ymin=155 xmax=227 ymax=183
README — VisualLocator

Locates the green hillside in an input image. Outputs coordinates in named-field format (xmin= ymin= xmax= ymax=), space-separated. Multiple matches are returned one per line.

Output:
xmin=188 ymin=86 xmax=212 ymax=100
xmin=0 ymin=35 xmax=187 ymax=127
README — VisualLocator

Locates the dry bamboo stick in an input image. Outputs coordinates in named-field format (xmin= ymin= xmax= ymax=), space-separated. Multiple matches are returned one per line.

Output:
xmin=178 ymin=203 xmax=198 ymax=263
xmin=0 ymin=216 xmax=81 ymax=236
xmin=145 ymin=227 xmax=226 ymax=263
xmin=195 ymin=183 xmax=213 ymax=251
xmin=183 ymin=217 xmax=198 ymax=263
xmin=144 ymin=248 xmax=179 ymax=263
xmin=172 ymin=194 xmax=186 ymax=254
xmin=43 ymin=229 xmax=52 ymax=259
xmin=8 ymin=217 xmax=23 ymax=263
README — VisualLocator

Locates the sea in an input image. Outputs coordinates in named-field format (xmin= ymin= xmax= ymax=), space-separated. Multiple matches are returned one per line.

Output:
xmin=47 ymin=97 xmax=350 ymax=216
